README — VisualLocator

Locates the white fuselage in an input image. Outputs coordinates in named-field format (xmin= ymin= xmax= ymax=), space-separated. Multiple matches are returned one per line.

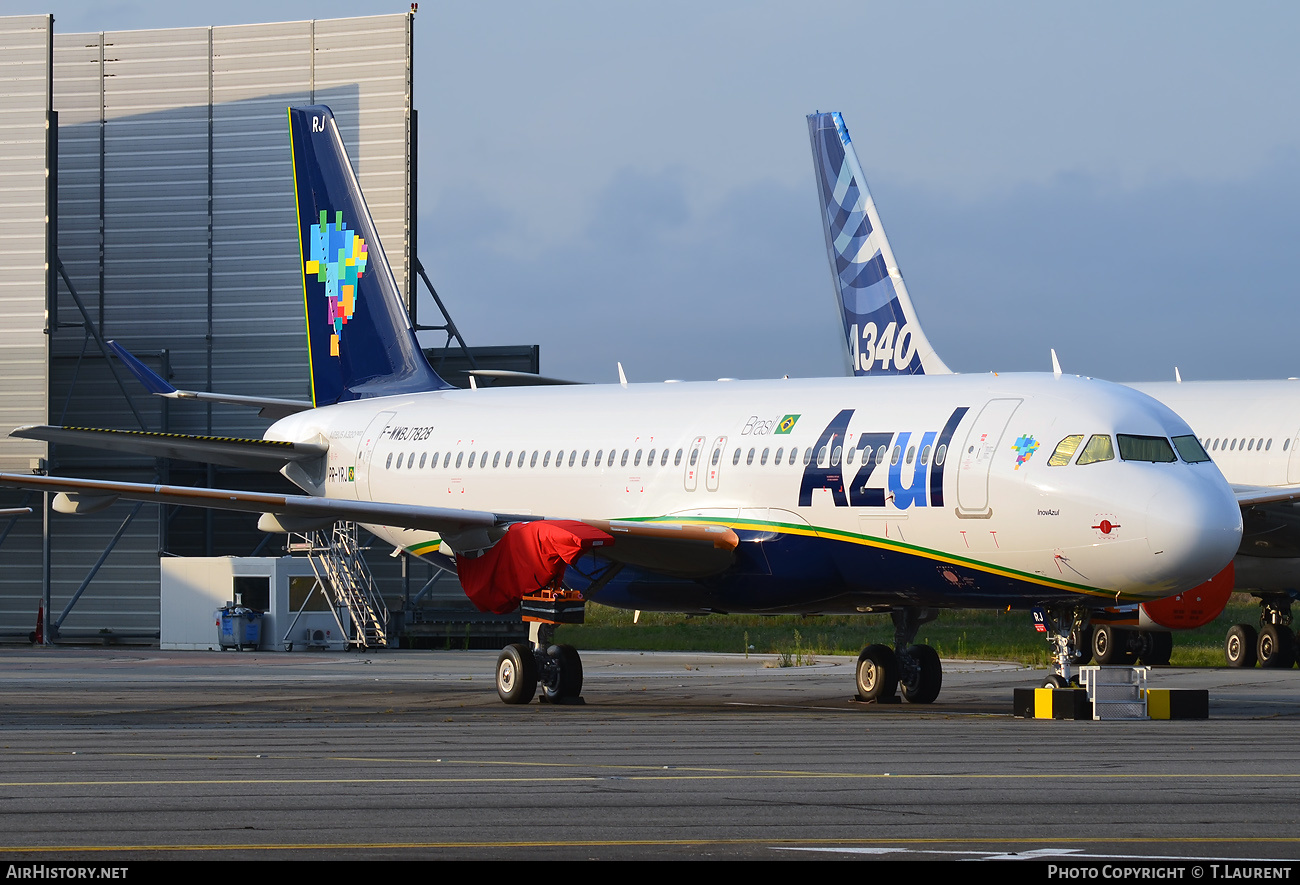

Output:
xmin=267 ymin=372 xmax=1242 ymax=614
xmin=1131 ymin=381 xmax=1300 ymax=487
xmin=1131 ymin=380 xmax=1300 ymax=593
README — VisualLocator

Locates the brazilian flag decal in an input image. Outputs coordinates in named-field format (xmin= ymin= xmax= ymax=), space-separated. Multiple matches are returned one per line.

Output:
xmin=775 ymin=414 xmax=800 ymax=434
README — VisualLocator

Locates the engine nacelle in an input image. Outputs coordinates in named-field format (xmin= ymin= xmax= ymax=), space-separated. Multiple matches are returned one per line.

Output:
xmin=1139 ymin=561 xmax=1234 ymax=630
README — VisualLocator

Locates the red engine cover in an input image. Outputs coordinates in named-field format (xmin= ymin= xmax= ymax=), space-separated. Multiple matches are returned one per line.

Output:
xmin=455 ymin=520 xmax=613 ymax=614
xmin=1140 ymin=561 xmax=1234 ymax=629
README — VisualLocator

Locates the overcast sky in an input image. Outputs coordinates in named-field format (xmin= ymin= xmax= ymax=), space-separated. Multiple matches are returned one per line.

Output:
xmin=20 ymin=1 xmax=1300 ymax=383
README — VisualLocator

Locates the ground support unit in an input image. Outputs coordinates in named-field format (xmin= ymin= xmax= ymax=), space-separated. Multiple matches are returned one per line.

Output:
xmin=1015 ymin=666 xmax=1209 ymax=720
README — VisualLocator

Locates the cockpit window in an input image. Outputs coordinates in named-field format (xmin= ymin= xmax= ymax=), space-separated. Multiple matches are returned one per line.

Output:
xmin=1075 ymin=434 xmax=1115 ymax=466
xmin=1048 ymin=434 xmax=1084 ymax=467
xmin=1117 ymin=434 xmax=1177 ymax=463
xmin=1172 ymin=435 xmax=1211 ymax=463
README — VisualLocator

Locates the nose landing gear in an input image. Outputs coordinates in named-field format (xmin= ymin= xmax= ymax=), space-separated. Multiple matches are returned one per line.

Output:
xmin=1040 ymin=605 xmax=1090 ymax=687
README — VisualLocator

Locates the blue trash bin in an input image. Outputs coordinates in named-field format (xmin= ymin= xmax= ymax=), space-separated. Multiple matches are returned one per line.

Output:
xmin=218 ymin=606 xmax=263 ymax=651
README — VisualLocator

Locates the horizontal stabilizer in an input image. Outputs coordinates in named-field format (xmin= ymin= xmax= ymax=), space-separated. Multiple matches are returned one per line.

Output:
xmin=467 ymin=369 xmax=586 ymax=387
xmin=10 ymin=425 xmax=326 ymax=471
xmin=153 ymin=390 xmax=314 ymax=421
xmin=107 ymin=340 xmax=312 ymax=419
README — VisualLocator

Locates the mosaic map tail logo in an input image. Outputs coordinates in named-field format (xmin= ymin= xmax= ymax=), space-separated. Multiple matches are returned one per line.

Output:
xmin=288 ymin=104 xmax=451 ymax=404
xmin=306 ymin=210 xmax=369 ymax=357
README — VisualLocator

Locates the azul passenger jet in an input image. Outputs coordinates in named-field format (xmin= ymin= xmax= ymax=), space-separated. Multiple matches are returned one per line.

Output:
xmin=0 ymin=107 xmax=1246 ymax=706
xmin=808 ymin=110 xmax=1300 ymax=671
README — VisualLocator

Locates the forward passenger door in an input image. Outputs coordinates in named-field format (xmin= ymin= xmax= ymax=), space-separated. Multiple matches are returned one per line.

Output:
xmin=955 ymin=399 xmax=1020 ymax=517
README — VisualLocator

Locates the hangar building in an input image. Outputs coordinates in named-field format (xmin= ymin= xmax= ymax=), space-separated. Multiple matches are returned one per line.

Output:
xmin=0 ymin=12 xmax=493 ymax=644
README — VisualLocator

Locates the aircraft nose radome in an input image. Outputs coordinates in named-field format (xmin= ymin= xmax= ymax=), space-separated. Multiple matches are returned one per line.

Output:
xmin=1145 ymin=473 xmax=1242 ymax=595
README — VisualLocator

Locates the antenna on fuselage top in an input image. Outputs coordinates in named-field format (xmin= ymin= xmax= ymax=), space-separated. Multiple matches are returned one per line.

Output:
xmin=1175 ymin=367 xmax=1182 ymax=383
xmin=1050 ymin=349 xmax=1062 ymax=378
xmin=617 ymin=362 xmax=628 ymax=389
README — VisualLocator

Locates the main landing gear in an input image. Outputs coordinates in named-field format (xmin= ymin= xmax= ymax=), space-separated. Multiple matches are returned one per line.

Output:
xmin=495 ymin=586 xmax=587 ymax=705
xmin=1225 ymin=598 xmax=1297 ymax=669
xmin=855 ymin=607 xmax=943 ymax=704
xmin=1089 ymin=624 xmax=1173 ymax=666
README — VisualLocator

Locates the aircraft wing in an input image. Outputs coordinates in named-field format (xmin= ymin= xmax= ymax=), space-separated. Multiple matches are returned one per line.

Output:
xmin=10 ymin=425 xmax=326 ymax=471
xmin=0 ymin=472 xmax=520 ymax=533
xmin=107 ymin=340 xmax=313 ymax=419
xmin=1233 ymin=485 xmax=1300 ymax=508
xmin=0 ymin=473 xmax=738 ymax=575
xmin=575 ymin=518 xmax=738 ymax=575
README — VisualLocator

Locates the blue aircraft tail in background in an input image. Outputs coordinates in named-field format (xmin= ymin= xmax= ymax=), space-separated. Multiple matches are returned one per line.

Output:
xmin=807 ymin=111 xmax=950 ymax=377
xmin=287 ymin=105 xmax=452 ymax=406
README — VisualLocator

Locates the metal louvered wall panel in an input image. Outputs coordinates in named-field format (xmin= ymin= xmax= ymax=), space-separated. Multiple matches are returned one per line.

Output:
xmin=50 ymin=31 xmax=101 ymax=384
xmin=210 ymin=21 xmax=314 ymax=416
xmin=100 ymin=27 xmax=213 ymax=443
xmin=314 ymin=15 xmax=411 ymax=305
xmin=0 ymin=15 xmax=51 ymax=472
xmin=0 ymin=13 xmax=413 ymax=637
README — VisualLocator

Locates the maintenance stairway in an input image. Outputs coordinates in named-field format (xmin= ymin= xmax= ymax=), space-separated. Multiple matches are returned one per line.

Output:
xmin=288 ymin=522 xmax=390 ymax=649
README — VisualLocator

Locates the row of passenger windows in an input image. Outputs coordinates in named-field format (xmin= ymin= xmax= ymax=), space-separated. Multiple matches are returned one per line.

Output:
xmin=383 ymin=442 xmax=950 ymax=472
xmin=1047 ymin=433 xmax=1210 ymax=467
xmin=386 ymin=448 xmax=684 ymax=471
xmin=388 ymin=431 xmax=1268 ymax=473
xmin=384 ymin=431 xmax=1290 ymax=474
xmin=1201 ymin=436 xmax=1289 ymax=453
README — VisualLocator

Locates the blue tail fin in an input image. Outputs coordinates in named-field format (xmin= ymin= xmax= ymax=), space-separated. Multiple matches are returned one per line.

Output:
xmin=807 ymin=111 xmax=950 ymax=377
xmin=287 ymin=105 xmax=451 ymax=405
